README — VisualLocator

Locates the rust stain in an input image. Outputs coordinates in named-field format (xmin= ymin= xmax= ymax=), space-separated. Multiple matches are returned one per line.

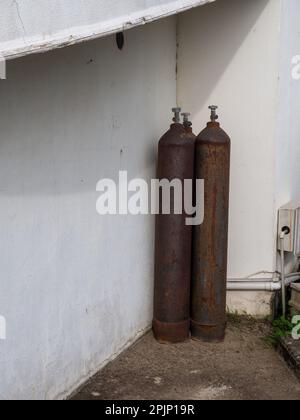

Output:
xmin=153 ymin=122 xmax=195 ymax=344
xmin=191 ymin=120 xmax=231 ymax=343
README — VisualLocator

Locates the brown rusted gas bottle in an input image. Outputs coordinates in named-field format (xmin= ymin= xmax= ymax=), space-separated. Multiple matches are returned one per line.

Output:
xmin=153 ymin=108 xmax=195 ymax=344
xmin=191 ymin=106 xmax=231 ymax=343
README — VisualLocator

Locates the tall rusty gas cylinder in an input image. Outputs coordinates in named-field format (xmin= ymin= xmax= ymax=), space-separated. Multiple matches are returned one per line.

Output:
xmin=191 ymin=106 xmax=231 ymax=343
xmin=153 ymin=108 xmax=195 ymax=344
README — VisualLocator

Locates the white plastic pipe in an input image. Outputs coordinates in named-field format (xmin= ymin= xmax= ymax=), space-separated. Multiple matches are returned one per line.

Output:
xmin=286 ymin=272 xmax=300 ymax=279
xmin=227 ymin=275 xmax=300 ymax=291
xmin=228 ymin=278 xmax=276 ymax=283
xmin=227 ymin=281 xmax=281 ymax=292
xmin=285 ymin=275 xmax=300 ymax=286
xmin=280 ymin=230 xmax=289 ymax=316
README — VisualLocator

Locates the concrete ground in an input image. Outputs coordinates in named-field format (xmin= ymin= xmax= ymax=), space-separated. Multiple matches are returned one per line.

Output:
xmin=280 ymin=336 xmax=300 ymax=382
xmin=72 ymin=318 xmax=300 ymax=400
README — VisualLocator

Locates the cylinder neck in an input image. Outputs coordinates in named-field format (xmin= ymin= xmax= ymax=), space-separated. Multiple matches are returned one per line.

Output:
xmin=170 ymin=122 xmax=184 ymax=130
xmin=207 ymin=121 xmax=220 ymax=128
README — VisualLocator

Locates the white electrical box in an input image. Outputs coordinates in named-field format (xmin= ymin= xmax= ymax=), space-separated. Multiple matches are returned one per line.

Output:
xmin=278 ymin=201 xmax=300 ymax=255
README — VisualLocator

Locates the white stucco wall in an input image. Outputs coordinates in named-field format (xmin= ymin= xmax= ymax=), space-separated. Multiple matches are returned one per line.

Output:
xmin=177 ymin=0 xmax=282 ymax=315
xmin=273 ymin=0 xmax=300 ymax=275
xmin=0 ymin=17 xmax=177 ymax=400
xmin=1 ymin=0 xmax=299 ymax=401
xmin=276 ymin=0 xmax=300 ymax=209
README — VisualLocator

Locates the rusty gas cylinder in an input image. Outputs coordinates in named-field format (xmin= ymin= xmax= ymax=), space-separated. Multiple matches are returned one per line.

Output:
xmin=191 ymin=106 xmax=231 ymax=343
xmin=153 ymin=108 xmax=195 ymax=344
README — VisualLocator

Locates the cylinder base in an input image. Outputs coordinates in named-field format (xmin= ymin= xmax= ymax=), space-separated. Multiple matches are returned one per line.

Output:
xmin=191 ymin=320 xmax=226 ymax=343
xmin=153 ymin=319 xmax=190 ymax=344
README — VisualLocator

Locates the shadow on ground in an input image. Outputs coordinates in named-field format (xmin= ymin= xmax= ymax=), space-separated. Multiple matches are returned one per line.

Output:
xmin=72 ymin=319 xmax=300 ymax=400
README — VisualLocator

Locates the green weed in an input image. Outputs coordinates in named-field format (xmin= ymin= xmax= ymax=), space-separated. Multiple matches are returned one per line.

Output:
xmin=264 ymin=316 xmax=294 ymax=347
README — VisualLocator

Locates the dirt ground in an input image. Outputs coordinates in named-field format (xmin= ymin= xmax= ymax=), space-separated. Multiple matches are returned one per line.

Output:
xmin=72 ymin=319 xmax=300 ymax=400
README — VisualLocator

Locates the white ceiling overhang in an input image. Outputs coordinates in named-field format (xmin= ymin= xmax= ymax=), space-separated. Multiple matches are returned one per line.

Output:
xmin=0 ymin=0 xmax=215 ymax=60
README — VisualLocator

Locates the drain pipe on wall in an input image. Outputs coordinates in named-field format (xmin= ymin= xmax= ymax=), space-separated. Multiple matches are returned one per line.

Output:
xmin=227 ymin=273 xmax=300 ymax=292
xmin=227 ymin=280 xmax=281 ymax=292
xmin=280 ymin=227 xmax=291 ymax=316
